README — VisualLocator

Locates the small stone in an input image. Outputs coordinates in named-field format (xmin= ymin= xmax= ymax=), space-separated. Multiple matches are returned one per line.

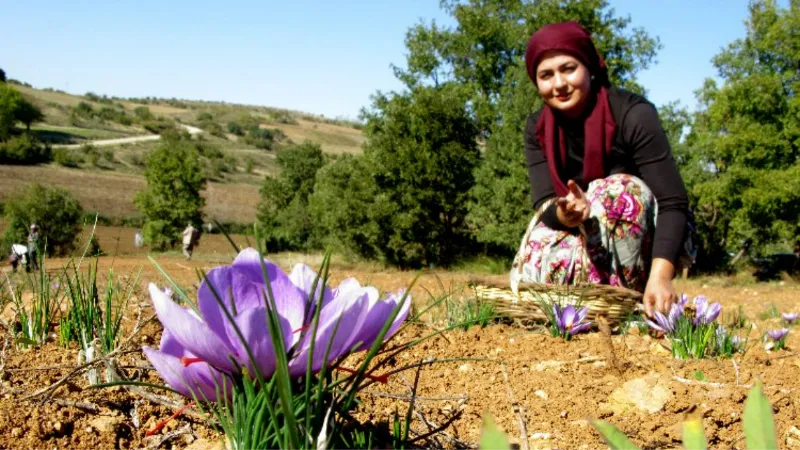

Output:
xmin=560 ymin=410 xmax=568 ymax=419
xmin=89 ymin=416 xmax=121 ymax=433
xmin=458 ymin=363 xmax=471 ymax=372
xmin=53 ymin=422 xmax=63 ymax=435
xmin=535 ymin=390 xmax=548 ymax=400
xmin=85 ymin=426 xmax=94 ymax=434
xmin=605 ymin=374 xmax=672 ymax=415
xmin=11 ymin=427 xmax=22 ymax=438
xmin=530 ymin=432 xmax=551 ymax=440
xmin=509 ymin=338 xmax=515 ymax=343
xmin=784 ymin=426 xmax=800 ymax=450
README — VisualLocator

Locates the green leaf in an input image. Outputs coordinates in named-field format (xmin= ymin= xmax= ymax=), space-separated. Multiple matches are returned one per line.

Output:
xmin=15 ymin=336 xmax=37 ymax=346
xmin=743 ymin=382 xmax=778 ymax=450
xmin=479 ymin=414 xmax=510 ymax=450
xmin=592 ymin=420 xmax=640 ymax=450
xmin=694 ymin=370 xmax=707 ymax=382
xmin=681 ymin=418 xmax=708 ymax=450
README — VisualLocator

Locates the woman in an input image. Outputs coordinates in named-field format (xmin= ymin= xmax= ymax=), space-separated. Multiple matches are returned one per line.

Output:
xmin=510 ymin=21 xmax=695 ymax=318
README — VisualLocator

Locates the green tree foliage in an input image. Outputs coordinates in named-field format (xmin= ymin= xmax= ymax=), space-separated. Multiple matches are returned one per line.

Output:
xmin=257 ymin=141 xmax=326 ymax=251
xmin=0 ymin=68 xmax=6 ymax=83
xmin=308 ymin=154 xmax=381 ymax=258
xmin=134 ymin=133 xmax=206 ymax=250
xmin=444 ymin=0 xmax=661 ymax=254
xmin=685 ymin=0 xmax=800 ymax=270
xmin=0 ymin=134 xmax=51 ymax=165
xmin=2 ymin=183 xmax=84 ymax=256
xmin=394 ymin=0 xmax=661 ymax=134
xmin=14 ymin=98 xmax=44 ymax=131
xmin=0 ymin=83 xmax=25 ymax=141
xmin=359 ymin=84 xmax=481 ymax=267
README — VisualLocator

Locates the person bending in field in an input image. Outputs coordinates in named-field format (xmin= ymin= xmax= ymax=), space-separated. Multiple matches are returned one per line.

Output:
xmin=510 ymin=21 xmax=696 ymax=319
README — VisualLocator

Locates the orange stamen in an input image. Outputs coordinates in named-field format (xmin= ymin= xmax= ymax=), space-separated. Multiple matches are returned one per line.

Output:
xmin=336 ymin=367 xmax=390 ymax=384
xmin=145 ymin=401 xmax=195 ymax=437
xmin=180 ymin=357 xmax=204 ymax=367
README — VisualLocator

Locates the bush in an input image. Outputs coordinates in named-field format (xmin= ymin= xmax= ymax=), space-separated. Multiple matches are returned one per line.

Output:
xmin=133 ymin=106 xmax=154 ymax=121
xmin=53 ymin=148 xmax=83 ymax=167
xmin=0 ymin=134 xmax=51 ymax=164
xmin=1 ymin=183 xmax=84 ymax=256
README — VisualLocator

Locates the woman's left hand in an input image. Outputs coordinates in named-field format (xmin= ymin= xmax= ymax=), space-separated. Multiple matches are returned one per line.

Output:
xmin=642 ymin=258 xmax=678 ymax=318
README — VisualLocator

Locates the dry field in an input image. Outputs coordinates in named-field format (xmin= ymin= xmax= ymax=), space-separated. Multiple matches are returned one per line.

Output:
xmin=0 ymin=225 xmax=799 ymax=449
xmin=0 ymin=164 xmax=260 ymax=223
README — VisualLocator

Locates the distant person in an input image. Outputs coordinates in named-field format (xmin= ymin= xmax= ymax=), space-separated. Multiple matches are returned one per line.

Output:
xmin=134 ymin=230 xmax=144 ymax=248
xmin=27 ymin=224 xmax=40 ymax=272
xmin=182 ymin=223 xmax=200 ymax=260
xmin=510 ymin=21 xmax=695 ymax=319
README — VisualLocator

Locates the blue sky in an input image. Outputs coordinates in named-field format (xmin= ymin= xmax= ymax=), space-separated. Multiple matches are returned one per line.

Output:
xmin=0 ymin=1 xmax=777 ymax=120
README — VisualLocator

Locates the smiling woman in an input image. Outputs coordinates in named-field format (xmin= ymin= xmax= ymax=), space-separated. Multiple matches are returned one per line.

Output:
xmin=510 ymin=21 xmax=696 ymax=321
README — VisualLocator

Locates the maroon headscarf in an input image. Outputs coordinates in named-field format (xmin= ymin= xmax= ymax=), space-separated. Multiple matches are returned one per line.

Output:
xmin=524 ymin=21 xmax=616 ymax=197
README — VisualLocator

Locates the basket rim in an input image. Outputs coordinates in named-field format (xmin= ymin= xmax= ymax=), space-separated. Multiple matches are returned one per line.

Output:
xmin=469 ymin=276 xmax=643 ymax=301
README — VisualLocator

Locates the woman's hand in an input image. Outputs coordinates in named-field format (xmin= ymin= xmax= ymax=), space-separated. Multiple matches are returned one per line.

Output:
xmin=555 ymin=179 xmax=590 ymax=228
xmin=643 ymin=258 xmax=677 ymax=318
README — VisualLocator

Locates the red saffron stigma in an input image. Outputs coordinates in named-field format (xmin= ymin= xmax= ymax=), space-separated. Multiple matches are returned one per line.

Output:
xmin=336 ymin=367 xmax=390 ymax=384
xmin=180 ymin=357 xmax=204 ymax=367
xmin=293 ymin=324 xmax=312 ymax=334
xmin=145 ymin=401 xmax=195 ymax=437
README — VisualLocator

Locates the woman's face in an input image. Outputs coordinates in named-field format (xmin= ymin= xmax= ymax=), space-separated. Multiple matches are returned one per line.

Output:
xmin=535 ymin=50 xmax=592 ymax=117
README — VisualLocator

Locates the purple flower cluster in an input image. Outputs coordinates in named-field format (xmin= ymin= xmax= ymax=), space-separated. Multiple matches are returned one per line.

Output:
xmin=553 ymin=304 xmax=592 ymax=336
xmin=646 ymin=294 xmax=721 ymax=334
xmin=142 ymin=248 xmax=410 ymax=401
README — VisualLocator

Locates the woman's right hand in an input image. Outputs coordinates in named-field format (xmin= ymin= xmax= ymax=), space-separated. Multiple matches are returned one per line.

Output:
xmin=555 ymin=179 xmax=590 ymax=228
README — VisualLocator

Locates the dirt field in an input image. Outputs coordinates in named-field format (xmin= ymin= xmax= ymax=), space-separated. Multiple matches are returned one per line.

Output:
xmin=1 ymin=227 xmax=798 ymax=449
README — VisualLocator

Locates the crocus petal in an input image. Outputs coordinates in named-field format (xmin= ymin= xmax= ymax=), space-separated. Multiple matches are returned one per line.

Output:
xmin=150 ymin=283 xmax=239 ymax=373
xmin=350 ymin=288 xmax=412 ymax=352
xmin=646 ymin=318 xmax=665 ymax=333
xmin=553 ymin=304 xmax=564 ymax=331
xmin=223 ymin=306 xmax=285 ymax=378
xmin=230 ymin=249 xmax=307 ymax=343
xmin=290 ymin=263 xmax=334 ymax=310
xmin=143 ymin=346 xmax=230 ymax=402
xmin=782 ymin=312 xmax=799 ymax=323
xmin=196 ymin=266 xmax=236 ymax=348
xmin=767 ymin=328 xmax=789 ymax=341
xmin=288 ymin=288 xmax=369 ymax=377
xmin=704 ymin=302 xmax=722 ymax=324
xmin=561 ymin=305 xmax=577 ymax=329
xmin=575 ymin=306 xmax=589 ymax=325
xmin=570 ymin=321 xmax=592 ymax=335
xmin=654 ymin=310 xmax=673 ymax=334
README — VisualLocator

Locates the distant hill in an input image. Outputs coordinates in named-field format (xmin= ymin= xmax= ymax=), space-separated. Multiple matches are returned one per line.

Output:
xmin=0 ymin=81 xmax=367 ymax=224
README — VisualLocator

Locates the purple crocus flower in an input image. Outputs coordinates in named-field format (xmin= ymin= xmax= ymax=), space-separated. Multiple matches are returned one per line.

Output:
xmin=782 ymin=312 xmax=799 ymax=324
xmin=767 ymin=328 xmax=790 ymax=341
xmin=692 ymin=296 xmax=721 ymax=325
xmin=646 ymin=302 xmax=683 ymax=334
xmin=143 ymin=248 xmax=411 ymax=400
xmin=553 ymin=304 xmax=592 ymax=335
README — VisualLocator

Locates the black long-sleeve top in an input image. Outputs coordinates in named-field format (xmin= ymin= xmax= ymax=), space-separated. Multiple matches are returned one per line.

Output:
xmin=523 ymin=87 xmax=689 ymax=266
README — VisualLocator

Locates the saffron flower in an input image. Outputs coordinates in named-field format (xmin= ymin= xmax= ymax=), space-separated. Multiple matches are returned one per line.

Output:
xmin=782 ymin=312 xmax=798 ymax=324
xmin=143 ymin=248 xmax=410 ymax=401
xmin=767 ymin=328 xmax=789 ymax=342
xmin=646 ymin=302 xmax=683 ymax=335
xmin=766 ymin=328 xmax=790 ymax=351
xmin=692 ymin=295 xmax=722 ymax=325
xmin=553 ymin=304 xmax=592 ymax=336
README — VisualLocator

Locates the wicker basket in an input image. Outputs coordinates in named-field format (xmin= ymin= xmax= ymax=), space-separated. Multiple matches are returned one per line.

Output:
xmin=470 ymin=277 xmax=642 ymax=325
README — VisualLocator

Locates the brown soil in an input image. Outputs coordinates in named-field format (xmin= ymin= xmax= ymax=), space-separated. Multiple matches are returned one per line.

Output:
xmin=1 ymin=240 xmax=799 ymax=449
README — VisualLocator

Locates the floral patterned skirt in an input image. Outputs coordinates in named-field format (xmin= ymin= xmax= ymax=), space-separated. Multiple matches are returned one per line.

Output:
xmin=510 ymin=174 xmax=694 ymax=293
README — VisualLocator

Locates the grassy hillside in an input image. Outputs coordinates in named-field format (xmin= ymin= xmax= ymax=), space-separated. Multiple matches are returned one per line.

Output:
xmin=2 ymin=81 xmax=366 ymax=224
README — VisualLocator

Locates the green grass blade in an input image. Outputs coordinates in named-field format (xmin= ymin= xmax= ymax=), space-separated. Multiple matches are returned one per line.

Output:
xmin=743 ymin=382 xmax=778 ymax=450
xmin=681 ymin=418 xmax=708 ymax=450
xmin=479 ymin=413 xmax=510 ymax=450
xmin=592 ymin=420 xmax=640 ymax=450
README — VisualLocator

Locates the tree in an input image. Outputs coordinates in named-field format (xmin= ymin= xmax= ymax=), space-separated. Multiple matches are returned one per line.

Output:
xmin=0 ymin=83 xmax=24 ymax=141
xmin=394 ymin=0 xmax=661 ymax=134
xmin=359 ymin=83 xmax=481 ymax=268
xmin=684 ymin=0 xmax=800 ymax=271
xmin=15 ymin=98 xmax=44 ymax=131
xmin=0 ymin=68 xmax=6 ymax=83
xmin=2 ymin=183 xmax=84 ymax=256
xmin=308 ymin=154 xmax=382 ymax=258
xmin=134 ymin=133 xmax=206 ymax=250
xmin=256 ymin=141 xmax=326 ymax=251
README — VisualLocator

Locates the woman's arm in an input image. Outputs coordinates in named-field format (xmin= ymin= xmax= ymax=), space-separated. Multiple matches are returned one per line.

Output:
xmin=622 ymin=101 xmax=690 ymax=315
